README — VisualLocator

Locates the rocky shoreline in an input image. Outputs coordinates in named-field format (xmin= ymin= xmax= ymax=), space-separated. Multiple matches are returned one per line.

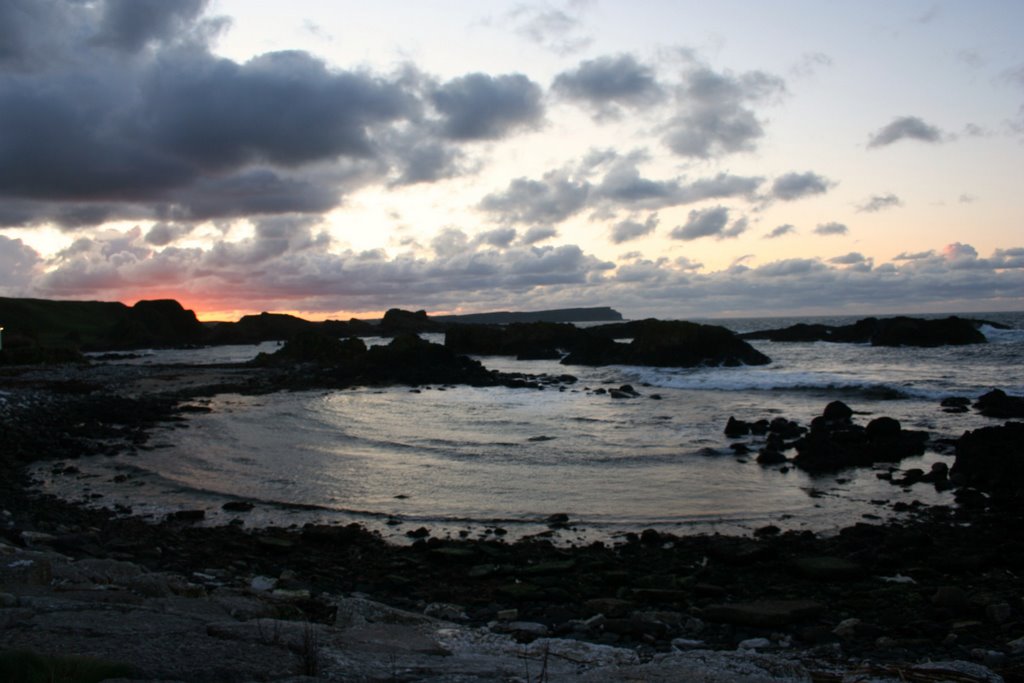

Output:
xmin=2 ymin=362 xmax=1023 ymax=681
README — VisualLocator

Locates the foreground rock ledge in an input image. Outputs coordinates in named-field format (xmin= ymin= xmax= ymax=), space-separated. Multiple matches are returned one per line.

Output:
xmin=0 ymin=540 xmax=1006 ymax=683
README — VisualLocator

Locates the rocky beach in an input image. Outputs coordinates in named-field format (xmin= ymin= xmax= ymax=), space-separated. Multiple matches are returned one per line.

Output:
xmin=2 ymin=336 xmax=1024 ymax=681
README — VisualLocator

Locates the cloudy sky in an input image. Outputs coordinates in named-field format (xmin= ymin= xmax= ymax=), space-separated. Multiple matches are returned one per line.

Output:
xmin=1 ymin=0 xmax=1022 ymax=320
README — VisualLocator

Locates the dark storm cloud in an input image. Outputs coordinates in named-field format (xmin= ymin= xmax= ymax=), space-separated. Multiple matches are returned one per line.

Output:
xmin=162 ymin=168 xmax=344 ymax=222
xmin=143 ymin=50 xmax=419 ymax=169
xmin=0 ymin=1 xmax=556 ymax=229
xmin=669 ymin=206 xmax=731 ymax=241
xmin=814 ymin=222 xmax=849 ymax=236
xmin=765 ymin=224 xmax=796 ymax=239
xmin=94 ymin=0 xmax=209 ymax=52
xmin=662 ymin=65 xmax=785 ymax=158
xmin=868 ymin=116 xmax=943 ymax=148
xmin=430 ymin=73 xmax=545 ymax=141
xmin=610 ymin=214 xmax=658 ymax=244
xmin=552 ymin=54 xmax=664 ymax=118
xmin=770 ymin=172 xmax=833 ymax=201
xmin=857 ymin=193 xmax=902 ymax=212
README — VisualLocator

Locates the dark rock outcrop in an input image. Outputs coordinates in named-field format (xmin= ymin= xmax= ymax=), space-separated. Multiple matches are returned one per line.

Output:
xmin=973 ymin=389 xmax=1024 ymax=418
xmin=792 ymin=403 xmax=928 ymax=473
xmin=379 ymin=309 xmax=445 ymax=335
xmin=742 ymin=316 xmax=994 ymax=347
xmin=109 ymin=299 xmax=209 ymax=348
xmin=445 ymin=322 xmax=584 ymax=358
xmin=563 ymin=320 xmax=770 ymax=368
xmin=951 ymin=421 xmax=1024 ymax=497
xmin=0 ymin=296 xmax=210 ymax=352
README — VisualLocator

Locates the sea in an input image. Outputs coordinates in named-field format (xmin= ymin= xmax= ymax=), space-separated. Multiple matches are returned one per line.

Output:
xmin=33 ymin=312 xmax=1024 ymax=545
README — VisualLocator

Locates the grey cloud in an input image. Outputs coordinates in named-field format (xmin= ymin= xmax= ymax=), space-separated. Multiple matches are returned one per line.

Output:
xmin=662 ymin=66 xmax=785 ymax=158
xmin=593 ymin=159 xmax=761 ymax=210
xmin=94 ymin=0 xmax=209 ymax=52
xmin=18 ymin=225 xmax=1024 ymax=320
xmin=34 ymin=226 xmax=615 ymax=312
xmin=893 ymin=250 xmax=934 ymax=261
xmin=521 ymin=226 xmax=558 ymax=244
xmin=201 ymin=216 xmax=329 ymax=269
xmin=479 ymin=171 xmax=590 ymax=225
xmin=992 ymin=248 xmax=1024 ymax=269
xmin=959 ymin=194 xmax=977 ymax=204
xmin=144 ymin=222 xmax=194 ymax=246
xmin=669 ymin=206 xmax=731 ymax=241
xmin=857 ymin=193 xmax=902 ymax=213
xmin=675 ymin=256 xmax=703 ymax=271
xmin=431 ymin=73 xmax=544 ymax=141
xmin=765 ymin=224 xmax=796 ymax=239
xmin=771 ymin=172 xmax=833 ymax=201
xmin=610 ymin=214 xmax=658 ymax=244
xmin=553 ymin=54 xmax=664 ymax=118
xmin=791 ymin=52 xmax=832 ymax=78
xmin=0 ymin=234 xmax=41 ymax=289
xmin=829 ymin=252 xmax=868 ymax=265
xmin=388 ymin=140 xmax=468 ymax=185
xmin=753 ymin=258 xmax=826 ymax=277
xmin=723 ymin=217 xmax=748 ymax=238
xmin=868 ymin=116 xmax=943 ymax=148
xmin=431 ymin=228 xmax=470 ymax=258
xmin=942 ymin=242 xmax=978 ymax=261
xmin=509 ymin=4 xmax=592 ymax=55
xmin=476 ymin=227 xmax=518 ymax=248
xmin=3 ymin=1 xmax=543 ymax=228
xmin=162 ymin=168 xmax=344 ymax=222
xmin=144 ymin=50 xmax=419 ymax=169
xmin=814 ymin=222 xmax=848 ymax=236
xmin=0 ymin=0 xmax=90 ymax=70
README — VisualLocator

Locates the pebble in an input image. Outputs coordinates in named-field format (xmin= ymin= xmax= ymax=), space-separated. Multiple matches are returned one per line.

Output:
xmin=250 ymin=575 xmax=277 ymax=592
xmin=738 ymin=637 xmax=772 ymax=650
xmin=671 ymin=637 xmax=706 ymax=651
xmin=832 ymin=617 xmax=860 ymax=638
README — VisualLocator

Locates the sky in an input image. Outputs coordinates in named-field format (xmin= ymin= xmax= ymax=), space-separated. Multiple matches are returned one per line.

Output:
xmin=0 ymin=0 xmax=1022 ymax=321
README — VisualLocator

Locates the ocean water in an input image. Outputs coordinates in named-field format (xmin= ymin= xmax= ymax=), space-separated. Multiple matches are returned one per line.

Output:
xmin=41 ymin=312 xmax=1024 ymax=544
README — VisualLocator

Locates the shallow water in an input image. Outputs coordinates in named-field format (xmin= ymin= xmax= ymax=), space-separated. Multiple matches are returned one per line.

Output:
xmin=39 ymin=311 xmax=1024 ymax=543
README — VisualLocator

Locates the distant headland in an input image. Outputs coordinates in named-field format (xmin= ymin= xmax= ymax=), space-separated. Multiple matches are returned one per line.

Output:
xmin=0 ymin=296 xmax=622 ymax=356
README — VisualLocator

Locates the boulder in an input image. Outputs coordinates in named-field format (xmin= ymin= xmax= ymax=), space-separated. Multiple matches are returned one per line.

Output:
xmin=974 ymin=389 xmax=1024 ymax=418
xmin=951 ymin=421 xmax=1024 ymax=497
